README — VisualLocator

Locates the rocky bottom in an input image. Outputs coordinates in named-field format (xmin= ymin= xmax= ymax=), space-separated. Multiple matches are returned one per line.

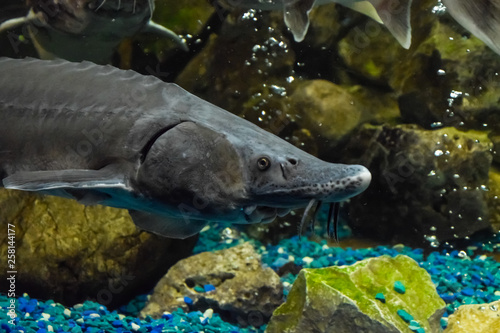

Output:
xmin=1 ymin=223 xmax=499 ymax=333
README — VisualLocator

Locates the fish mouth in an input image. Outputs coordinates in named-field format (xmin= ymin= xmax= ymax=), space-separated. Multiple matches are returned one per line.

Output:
xmin=243 ymin=205 xmax=291 ymax=224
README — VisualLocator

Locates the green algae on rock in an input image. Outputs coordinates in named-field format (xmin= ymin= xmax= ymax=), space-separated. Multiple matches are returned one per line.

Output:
xmin=486 ymin=169 xmax=500 ymax=233
xmin=266 ymin=255 xmax=445 ymax=333
xmin=0 ymin=189 xmax=197 ymax=308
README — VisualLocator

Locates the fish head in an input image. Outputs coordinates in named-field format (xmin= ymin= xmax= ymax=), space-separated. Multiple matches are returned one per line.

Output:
xmin=235 ymin=135 xmax=371 ymax=223
xmin=135 ymin=119 xmax=370 ymax=226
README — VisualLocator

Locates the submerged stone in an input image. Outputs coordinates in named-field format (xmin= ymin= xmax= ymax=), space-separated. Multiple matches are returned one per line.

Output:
xmin=288 ymin=80 xmax=363 ymax=142
xmin=141 ymin=242 xmax=283 ymax=326
xmin=266 ymin=255 xmax=445 ymax=333
xmin=443 ymin=300 xmax=500 ymax=333
xmin=0 ymin=189 xmax=197 ymax=307
xmin=342 ymin=124 xmax=493 ymax=246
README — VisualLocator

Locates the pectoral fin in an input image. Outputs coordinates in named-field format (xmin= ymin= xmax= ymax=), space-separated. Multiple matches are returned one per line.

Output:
xmin=2 ymin=166 xmax=128 ymax=191
xmin=283 ymin=0 xmax=316 ymax=42
xmin=128 ymin=210 xmax=207 ymax=239
xmin=0 ymin=10 xmax=46 ymax=34
xmin=442 ymin=0 xmax=500 ymax=55
xmin=142 ymin=20 xmax=189 ymax=51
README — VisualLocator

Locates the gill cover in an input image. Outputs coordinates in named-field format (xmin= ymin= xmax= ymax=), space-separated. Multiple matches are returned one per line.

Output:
xmin=136 ymin=122 xmax=247 ymax=218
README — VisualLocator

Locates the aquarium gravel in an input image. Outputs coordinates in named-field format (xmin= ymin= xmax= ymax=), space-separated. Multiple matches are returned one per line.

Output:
xmin=2 ymin=224 xmax=500 ymax=332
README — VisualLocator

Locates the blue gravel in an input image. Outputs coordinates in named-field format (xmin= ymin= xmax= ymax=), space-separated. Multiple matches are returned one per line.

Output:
xmin=394 ymin=281 xmax=406 ymax=294
xmin=375 ymin=293 xmax=386 ymax=303
xmin=1 ymin=224 xmax=499 ymax=332
xmin=0 ymin=296 xmax=265 ymax=333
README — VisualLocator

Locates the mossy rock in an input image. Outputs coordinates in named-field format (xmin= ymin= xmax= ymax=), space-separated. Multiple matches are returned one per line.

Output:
xmin=486 ymin=168 xmax=500 ymax=233
xmin=341 ymin=124 xmax=493 ymax=246
xmin=266 ymin=255 xmax=445 ymax=333
xmin=0 ymin=189 xmax=197 ymax=307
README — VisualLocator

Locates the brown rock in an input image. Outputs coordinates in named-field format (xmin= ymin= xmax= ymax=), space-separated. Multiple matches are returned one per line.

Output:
xmin=444 ymin=300 xmax=500 ymax=333
xmin=341 ymin=124 xmax=493 ymax=246
xmin=141 ymin=242 xmax=283 ymax=326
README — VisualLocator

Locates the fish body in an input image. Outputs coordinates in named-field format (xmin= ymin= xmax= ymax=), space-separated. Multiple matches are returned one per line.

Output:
xmin=0 ymin=57 xmax=371 ymax=239
xmin=0 ymin=0 xmax=187 ymax=63
xmin=219 ymin=0 xmax=500 ymax=55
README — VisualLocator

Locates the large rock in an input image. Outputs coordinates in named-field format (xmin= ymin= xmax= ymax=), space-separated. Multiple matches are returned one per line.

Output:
xmin=0 ymin=189 xmax=197 ymax=307
xmin=266 ymin=255 xmax=446 ymax=333
xmin=443 ymin=300 xmax=500 ymax=333
xmin=341 ymin=124 xmax=493 ymax=246
xmin=141 ymin=242 xmax=283 ymax=326
xmin=289 ymin=79 xmax=399 ymax=146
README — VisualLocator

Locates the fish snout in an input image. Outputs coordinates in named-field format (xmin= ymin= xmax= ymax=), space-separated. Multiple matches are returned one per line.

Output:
xmin=327 ymin=164 xmax=371 ymax=201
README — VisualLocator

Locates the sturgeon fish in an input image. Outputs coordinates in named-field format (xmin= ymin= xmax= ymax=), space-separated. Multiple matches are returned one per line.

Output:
xmin=218 ymin=0 xmax=500 ymax=55
xmin=0 ymin=57 xmax=370 ymax=239
xmin=0 ymin=0 xmax=187 ymax=63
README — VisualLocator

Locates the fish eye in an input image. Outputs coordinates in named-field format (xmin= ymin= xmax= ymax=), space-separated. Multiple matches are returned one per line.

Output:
xmin=257 ymin=157 xmax=271 ymax=171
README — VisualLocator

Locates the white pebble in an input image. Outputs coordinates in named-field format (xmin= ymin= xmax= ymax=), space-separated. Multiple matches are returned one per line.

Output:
xmin=24 ymin=313 xmax=30 ymax=318
xmin=76 ymin=318 xmax=84 ymax=324
xmin=41 ymin=313 xmax=50 ymax=320
xmin=89 ymin=313 xmax=100 ymax=318
xmin=203 ymin=308 xmax=213 ymax=319
xmin=277 ymin=247 xmax=284 ymax=254
xmin=47 ymin=325 xmax=54 ymax=332
xmin=302 ymin=256 xmax=313 ymax=265
xmin=73 ymin=303 xmax=83 ymax=309
xmin=63 ymin=309 xmax=71 ymax=317
xmin=494 ymin=291 xmax=500 ymax=296
xmin=322 ymin=244 xmax=329 ymax=250
xmin=283 ymin=281 xmax=290 ymax=288
xmin=131 ymin=322 xmax=140 ymax=331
